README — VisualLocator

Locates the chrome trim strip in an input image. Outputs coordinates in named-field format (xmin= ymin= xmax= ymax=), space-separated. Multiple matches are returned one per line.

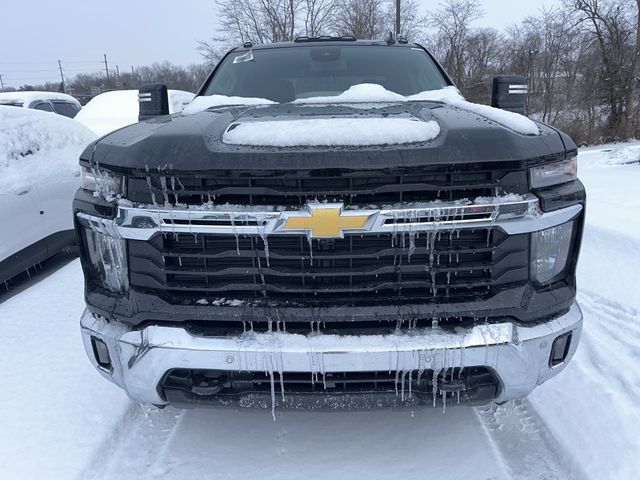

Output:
xmin=76 ymin=196 xmax=582 ymax=241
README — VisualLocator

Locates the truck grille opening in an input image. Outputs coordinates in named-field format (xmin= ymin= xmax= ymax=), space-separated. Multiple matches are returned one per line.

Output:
xmin=126 ymin=164 xmax=528 ymax=207
xmin=160 ymin=367 xmax=500 ymax=408
xmin=178 ymin=316 xmax=509 ymax=336
xmin=128 ymin=228 xmax=529 ymax=305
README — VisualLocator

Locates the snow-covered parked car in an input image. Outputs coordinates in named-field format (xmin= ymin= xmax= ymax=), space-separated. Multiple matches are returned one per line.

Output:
xmin=0 ymin=106 xmax=96 ymax=284
xmin=74 ymin=89 xmax=195 ymax=137
xmin=0 ymin=91 xmax=82 ymax=118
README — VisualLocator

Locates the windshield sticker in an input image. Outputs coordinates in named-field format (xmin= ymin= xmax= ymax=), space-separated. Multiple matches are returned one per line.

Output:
xmin=233 ymin=49 xmax=254 ymax=64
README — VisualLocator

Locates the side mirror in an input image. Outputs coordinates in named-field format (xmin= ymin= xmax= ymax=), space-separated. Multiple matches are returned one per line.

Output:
xmin=491 ymin=75 xmax=527 ymax=115
xmin=138 ymin=83 xmax=169 ymax=121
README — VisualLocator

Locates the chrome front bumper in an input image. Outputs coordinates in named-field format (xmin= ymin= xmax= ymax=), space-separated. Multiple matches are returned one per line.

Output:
xmin=81 ymin=303 xmax=582 ymax=406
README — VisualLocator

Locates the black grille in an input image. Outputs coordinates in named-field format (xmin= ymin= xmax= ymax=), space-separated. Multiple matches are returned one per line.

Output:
xmin=126 ymin=164 xmax=528 ymax=207
xmin=128 ymin=228 xmax=529 ymax=305
xmin=161 ymin=367 xmax=500 ymax=408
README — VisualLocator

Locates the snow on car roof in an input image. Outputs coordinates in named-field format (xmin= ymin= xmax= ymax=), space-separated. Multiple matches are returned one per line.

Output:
xmin=0 ymin=91 xmax=81 ymax=107
xmin=0 ymin=106 xmax=96 ymax=194
xmin=75 ymin=89 xmax=195 ymax=137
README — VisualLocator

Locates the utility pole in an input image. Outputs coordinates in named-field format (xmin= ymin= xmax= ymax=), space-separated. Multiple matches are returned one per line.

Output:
xmin=395 ymin=0 xmax=401 ymax=38
xmin=104 ymin=53 xmax=110 ymax=81
xmin=57 ymin=60 xmax=66 ymax=93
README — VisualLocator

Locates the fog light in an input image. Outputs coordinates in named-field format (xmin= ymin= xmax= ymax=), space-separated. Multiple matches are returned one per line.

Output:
xmin=91 ymin=336 xmax=111 ymax=369
xmin=549 ymin=332 xmax=572 ymax=366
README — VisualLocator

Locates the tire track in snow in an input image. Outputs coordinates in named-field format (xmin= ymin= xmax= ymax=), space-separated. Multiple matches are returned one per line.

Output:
xmin=475 ymin=400 xmax=587 ymax=480
xmin=78 ymin=403 xmax=185 ymax=480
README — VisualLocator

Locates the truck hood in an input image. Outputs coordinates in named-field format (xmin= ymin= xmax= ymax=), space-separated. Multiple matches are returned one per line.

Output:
xmin=83 ymin=101 xmax=573 ymax=172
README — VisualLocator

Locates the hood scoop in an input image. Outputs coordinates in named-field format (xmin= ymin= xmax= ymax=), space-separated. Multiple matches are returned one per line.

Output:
xmin=222 ymin=115 xmax=440 ymax=147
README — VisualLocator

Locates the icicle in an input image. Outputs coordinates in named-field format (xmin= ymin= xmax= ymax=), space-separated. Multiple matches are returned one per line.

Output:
xmin=395 ymin=370 xmax=400 ymax=396
xmin=391 ymin=211 xmax=399 ymax=247
xmin=432 ymin=367 xmax=440 ymax=408
xmin=268 ymin=366 xmax=276 ymax=421
xmin=277 ymin=354 xmax=285 ymax=402
xmin=441 ymin=389 xmax=447 ymax=414
xmin=145 ymin=171 xmax=157 ymax=205
xmin=307 ymin=236 xmax=313 ymax=266
xmin=230 ymin=214 xmax=240 ymax=255
xmin=256 ymin=255 xmax=267 ymax=298
xmin=487 ymin=204 xmax=499 ymax=246
xmin=159 ymin=176 xmax=170 ymax=205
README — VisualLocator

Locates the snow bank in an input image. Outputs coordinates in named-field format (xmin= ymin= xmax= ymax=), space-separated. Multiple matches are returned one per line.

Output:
xmin=181 ymin=94 xmax=275 ymax=115
xmin=0 ymin=106 xmax=96 ymax=194
xmin=75 ymin=89 xmax=195 ymax=137
xmin=222 ymin=118 xmax=440 ymax=147
xmin=578 ymin=142 xmax=640 ymax=168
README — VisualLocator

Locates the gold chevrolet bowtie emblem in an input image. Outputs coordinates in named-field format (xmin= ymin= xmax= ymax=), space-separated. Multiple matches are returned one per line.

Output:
xmin=283 ymin=204 xmax=373 ymax=238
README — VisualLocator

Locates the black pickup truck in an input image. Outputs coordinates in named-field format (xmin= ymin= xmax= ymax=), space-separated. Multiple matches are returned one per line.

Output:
xmin=74 ymin=38 xmax=585 ymax=411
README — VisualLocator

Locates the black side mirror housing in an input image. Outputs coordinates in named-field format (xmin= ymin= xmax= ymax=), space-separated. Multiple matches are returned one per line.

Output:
xmin=138 ymin=84 xmax=169 ymax=121
xmin=491 ymin=75 xmax=527 ymax=115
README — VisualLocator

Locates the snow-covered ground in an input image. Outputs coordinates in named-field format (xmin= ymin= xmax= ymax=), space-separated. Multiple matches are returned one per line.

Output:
xmin=1 ymin=143 xmax=638 ymax=480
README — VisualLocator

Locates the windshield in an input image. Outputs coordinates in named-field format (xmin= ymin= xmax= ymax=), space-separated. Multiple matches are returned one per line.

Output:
xmin=202 ymin=45 xmax=449 ymax=103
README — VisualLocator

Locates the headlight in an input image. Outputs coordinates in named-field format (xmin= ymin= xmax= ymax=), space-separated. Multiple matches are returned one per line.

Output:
xmin=529 ymin=157 xmax=577 ymax=189
xmin=530 ymin=220 xmax=574 ymax=284
xmin=81 ymin=166 xmax=124 ymax=197
xmin=82 ymin=227 xmax=128 ymax=292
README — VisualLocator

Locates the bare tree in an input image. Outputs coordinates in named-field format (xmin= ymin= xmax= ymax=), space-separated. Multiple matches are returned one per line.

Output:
xmin=199 ymin=0 xmax=302 ymax=62
xmin=334 ymin=0 xmax=387 ymax=39
xmin=428 ymin=0 xmax=484 ymax=87
xmin=572 ymin=0 xmax=638 ymax=139
xmin=304 ymin=0 xmax=337 ymax=37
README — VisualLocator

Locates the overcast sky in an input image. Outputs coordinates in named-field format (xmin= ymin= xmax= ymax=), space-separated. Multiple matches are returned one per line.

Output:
xmin=0 ymin=0 xmax=556 ymax=88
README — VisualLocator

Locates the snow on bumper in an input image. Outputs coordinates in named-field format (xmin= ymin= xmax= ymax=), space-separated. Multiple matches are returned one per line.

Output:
xmin=80 ymin=303 xmax=582 ymax=406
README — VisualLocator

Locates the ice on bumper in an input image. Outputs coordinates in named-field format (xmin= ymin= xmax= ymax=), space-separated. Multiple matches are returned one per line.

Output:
xmin=81 ymin=303 xmax=582 ymax=414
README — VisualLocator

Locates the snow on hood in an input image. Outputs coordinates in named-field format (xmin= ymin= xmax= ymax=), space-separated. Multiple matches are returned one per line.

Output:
xmin=75 ymin=89 xmax=195 ymax=137
xmin=408 ymin=87 xmax=540 ymax=136
xmin=181 ymin=95 xmax=276 ymax=115
xmin=222 ymin=118 xmax=440 ymax=147
xmin=184 ymin=84 xmax=540 ymax=136
xmin=294 ymin=84 xmax=539 ymax=136
xmin=0 ymin=106 xmax=96 ymax=193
